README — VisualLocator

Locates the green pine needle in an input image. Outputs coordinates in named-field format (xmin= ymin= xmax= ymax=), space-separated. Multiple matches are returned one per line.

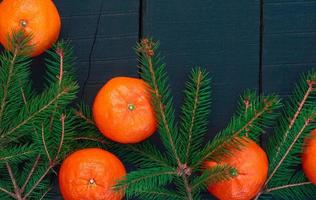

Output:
xmin=132 ymin=188 xmax=183 ymax=200
xmin=0 ymin=144 xmax=36 ymax=164
xmin=0 ymin=31 xmax=80 ymax=199
xmin=179 ymin=67 xmax=212 ymax=164
xmin=193 ymin=90 xmax=281 ymax=167
xmin=191 ymin=165 xmax=235 ymax=194
xmin=137 ymin=39 xmax=181 ymax=165
xmin=115 ymin=167 xmax=177 ymax=199
xmin=255 ymin=71 xmax=316 ymax=199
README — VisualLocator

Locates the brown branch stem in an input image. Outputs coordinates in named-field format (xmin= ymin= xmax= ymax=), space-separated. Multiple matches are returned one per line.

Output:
xmin=41 ymin=124 xmax=52 ymax=163
xmin=55 ymin=114 xmax=65 ymax=161
xmin=49 ymin=47 xmax=65 ymax=130
xmin=181 ymin=174 xmax=193 ymax=200
xmin=6 ymin=162 xmax=22 ymax=199
xmin=22 ymin=165 xmax=54 ymax=200
xmin=39 ymin=187 xmax=51 ymax=200
xmin=0 ymin=187 xmax=16 ymax=199
xmin=74 ymin=110 xmax=94 ymax=125
xmin=21 ymin=155 xmax=40 ymax=193
xmin=265 ymin=182 xmax=311 ymax=193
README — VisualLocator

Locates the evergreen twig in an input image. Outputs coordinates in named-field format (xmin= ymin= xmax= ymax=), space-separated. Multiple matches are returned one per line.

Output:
xmin=20 ymin=155 xmax=40 ymax=193
xmin=265 ymin=182 xmax=311 ymax=193
xmin=0 ymin=32 xmax=79 ymax=199
xmin=254 ymin=72 xmax=316 ymax=200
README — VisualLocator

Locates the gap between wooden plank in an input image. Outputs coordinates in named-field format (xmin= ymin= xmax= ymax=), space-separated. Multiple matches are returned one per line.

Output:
xmin=259 ymin=0 xmax=264 ymax=95
xmin=138 ymin=0 xmax=145 ymax=78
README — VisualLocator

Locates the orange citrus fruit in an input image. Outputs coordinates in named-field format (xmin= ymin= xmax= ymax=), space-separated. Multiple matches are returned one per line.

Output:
xmin=302 ymin=129 xmax=316 ymax=185
xmin=205 ymin=137 xmax=268 ymax=200
xmin=0 ymin=0 xmax=61 ymax=57
xmin=93 ymin=77 xmax=156 ymax=143
xmin=59 ymin=148 xmax=126 ymax=200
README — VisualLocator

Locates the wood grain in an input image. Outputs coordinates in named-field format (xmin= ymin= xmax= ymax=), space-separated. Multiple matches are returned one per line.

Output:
xmin=263 ymin=0 xmax=316 ymax=95
xmin=143 ymin=0 xmax=261 ymax=137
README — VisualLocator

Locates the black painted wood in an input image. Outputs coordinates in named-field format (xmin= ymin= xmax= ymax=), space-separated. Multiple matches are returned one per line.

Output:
xmin=263 ymin=0 xmax=316 ymax=96
xmin=54 ymin=0 xmax=140 ymax=104
xmin=143 ymin=0 xmax=261 ymax=138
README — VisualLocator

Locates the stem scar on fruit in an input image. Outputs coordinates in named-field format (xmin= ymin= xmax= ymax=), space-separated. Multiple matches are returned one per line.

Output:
xmin=20 ymin=19 xmax=28 ymax=27
xmin=88 ymin=178 xmax=96 ymax=186
xmin=128 ymin=104 xmax=136 ymax=111
xmin=230 ymin=168 xmax=238 ymax=177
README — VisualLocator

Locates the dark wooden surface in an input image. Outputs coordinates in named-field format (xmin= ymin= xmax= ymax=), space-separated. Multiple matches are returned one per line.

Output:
xmin=24 ymin=0 xmax=316 ymax=199
xmin=143 ymin=0 xmax=261 ymax=137
xmin=263 ymin=0 xmax=316 ymax=96
xmin=54 ymin=0 xmax=140 ymax=104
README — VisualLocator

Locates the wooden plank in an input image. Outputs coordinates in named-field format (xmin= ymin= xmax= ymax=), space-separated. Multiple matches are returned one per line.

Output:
xmin=143 ymin=0 xmax=261 ymax=136
xmin=53 ymin=0 xmax=140 ymax=104
xmin=263 ymin=0 xmax=316 ymax=95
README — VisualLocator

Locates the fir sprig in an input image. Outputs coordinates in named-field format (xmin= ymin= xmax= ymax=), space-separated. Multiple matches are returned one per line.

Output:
xmin=115 ymin=167 xmax=177 ymax=199
xmin=136 ymin=39 xmax=181 ymax=165
xmin=179 ymin=67 xmax=212 ymax=164
xmin=0 ymin=32 xmax=79 ymax=199
xmin=194 ymin=91 xmax=281 ymax=166
xmin=190 ymin=165 xmax=234 ymax=194
xmin=254 ymin=71 xmax=316 ymax=200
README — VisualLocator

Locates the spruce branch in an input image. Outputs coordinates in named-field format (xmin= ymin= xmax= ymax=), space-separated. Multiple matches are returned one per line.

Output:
xmin=179 ymin=67 xmax=211 ymax=164
xmin=74 ymin=109 xmax=94 ymax=125
xmin=0 ymin=31 xmax=79 ymax=199
xmin=0 ymin=187 xmax=16 ymax=199
xmin=38 ymin=188 xmax=51 ymax=200
xmin=267 ymin=113 xmax=313 ymax=185
xmin=41 ymin=124 xmax=52 ymax=163
xmin=113 ymin=143 xmax=172 ymax=169
xmin=0 ymin=48 xmax=18 ymax=124
xmin=193 ymin=92 xmax=280 ymax=167
xmin=20 ymin=155 xmax=40 ymax=194
xmin=137 ymin=39 xmax=181 ymax=165
xmin=182 ymin=174 xmax=193 ymax=200
xmin=23 ymin=113 xmax=66 ymax=200
xmin=254 ymin=71 xmax=316 ymax=199
xmin=55 ymin=113 xmax=66 ymax=161
xmin=115 ymin=167 xmax=177 ymax=199
xmin=0 ymin=145 xmax=36 ymax=164
xmin=0 ymin=31 xmax=32 ymax=123
xmin=191 ymin=165 xmax=235 ymax=193
xmin=265 ymin=182 xmax=311 ymax=193
xmin=134 ymin=188 xmax=183 ymax=200
xmin=22 ymin=165 xmax=53 ymax=200
xmin=5 ymin=162 xmax=21 ymax=199
xmin=1 ymin=87 xmax=71 ymax=143
xmin=270 ymin=77 xmax=315 ymax=167
xmin=46 ymin=42 xmax=74 ymax=131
